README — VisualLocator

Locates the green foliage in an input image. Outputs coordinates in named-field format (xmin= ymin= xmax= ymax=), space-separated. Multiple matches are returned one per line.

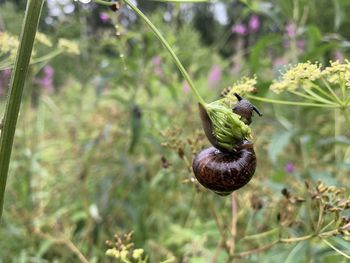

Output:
xmin=0 ymin=0 xmax=350 ymax=262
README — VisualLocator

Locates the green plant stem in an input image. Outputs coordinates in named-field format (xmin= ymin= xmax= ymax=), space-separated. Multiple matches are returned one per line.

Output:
xmin=290 ymin=90 xmax=335 ymax=105
xmin=121 ymin=0 xmax=206 ymax=106
xmin=341 ymin=107 xmax=350 ymax=130
xmin=0 ymin=49 xmax=63 ymax=71
xmin=310 ymin=83 xmax=338 ymax=102
xmin=321 ymin=238 xmax=350 ymax=259
xmin=93 ymin=0 xmax=115 ymax=6
xmin=322 ymin=78 xmax=344 ymax=106
xmin=242 ymin=228 xmax=279 ymax=240
xmin=233 ymin=234 xmax=314 ymax=258
xmin=0 ymin=0 xmax=44 ymax=222
xmin=247 ymin=95 xmax=341 ymax=108
xmin=302 ymin=88 xmax=337 ymax=105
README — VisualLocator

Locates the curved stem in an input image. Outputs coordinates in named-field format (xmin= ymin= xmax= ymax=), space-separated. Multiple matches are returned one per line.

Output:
xmin=247 ymin=95 xmax=341 ymax=108
xmin=0 ymin=0 xmax=44 ymax=222
xmin=121 ymin=0 xmax=206 ymax=106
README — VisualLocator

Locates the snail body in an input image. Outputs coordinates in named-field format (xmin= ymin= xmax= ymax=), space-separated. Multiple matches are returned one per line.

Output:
xmin=193 ymin=94 xmax=261 ymax=195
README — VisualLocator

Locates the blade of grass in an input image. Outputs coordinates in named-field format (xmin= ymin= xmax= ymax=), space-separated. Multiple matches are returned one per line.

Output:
xmin=0 ymin=0 xmax=44 ymax=222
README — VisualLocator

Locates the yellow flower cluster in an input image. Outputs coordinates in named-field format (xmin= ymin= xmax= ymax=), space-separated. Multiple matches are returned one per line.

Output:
xmin=35 ymin=32 xmax=53 ymax=47
xmin=222 ymin=76 xmax=257 ymax=102
xmin=0 ymin=32 xmax=19 ymax=61
xmin=270 ymin=62 xmax=322 ymax=93
xmin=106 ymin=247 xmax=145 ymax=261
xmin=58 ymin=38 xmax=80 ymax=55
xmin=322 ymin=60 xmax=350 ymax=89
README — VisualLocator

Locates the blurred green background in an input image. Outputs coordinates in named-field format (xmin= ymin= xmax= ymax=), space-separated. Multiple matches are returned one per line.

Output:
xmin=1 ymin=0 xmax=350 ymax=262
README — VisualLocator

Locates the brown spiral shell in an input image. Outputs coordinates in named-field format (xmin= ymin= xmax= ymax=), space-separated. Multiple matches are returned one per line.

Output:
xmin=192 ymin=141 xmax=256 ymax=196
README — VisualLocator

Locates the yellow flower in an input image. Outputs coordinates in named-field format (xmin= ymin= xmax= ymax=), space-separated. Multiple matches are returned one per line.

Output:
xmin=35 ymin=32 xmax=53 ymax=47
xmin=222 ymin=76 xmax=257 ymax=102
xmin=120 ymin=249 xmax=129 ymax=260
xmin=58 ymin=38 xmax=80 ymax=55
xmin=269 ymin=62 xmax=322 ymax=93
xmin=0 ymin=32 xmax=19 ymax=60
xmin=106 ymin=248 xmax=120 ymax=258
xmin=270 ymin=81 xmax=291 ymax=94
xmin=322 ymin=60 xmax=350 ymax=88
xmin=132 ymin=248 xmax=144 ymax=259
xmin=282 ymin=61 xmax=322 ymax=83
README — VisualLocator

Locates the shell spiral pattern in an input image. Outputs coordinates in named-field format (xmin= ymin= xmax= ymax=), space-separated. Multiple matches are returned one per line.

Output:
xmin=192 ymin=143 xmax=256 ymax=196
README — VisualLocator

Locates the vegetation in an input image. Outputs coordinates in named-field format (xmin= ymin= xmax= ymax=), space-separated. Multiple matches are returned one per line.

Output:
xmin=1 ymin=0 xmax=350 ymax=262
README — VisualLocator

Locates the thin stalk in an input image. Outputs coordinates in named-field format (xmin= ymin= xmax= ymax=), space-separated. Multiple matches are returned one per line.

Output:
xmin=310 ymin=83 xmax=338 ymax=102
xmin=339 ymin=73 xmax=346 ymax=100
xmin=341 ymin=107 xmax=350 ymax=131
xmin=247 ymin=95 xmax=341 ymax=108
xmin=122 ymin=0 xmax=206 ymax=106
xmin=0 ymin=0 xmax=44 ymax=222
xmin=93 ymin=0 xmax=115 ymax=6
xmin=0 ymin=49 xmax=63 ymax=71
xmin=321 ymin=238 xmax=350 ymax=259
xmin=289 ymin=90 xmax=334 ymax=105
xmin=302 ymin=88 xmax=337 ymax=105
xmin=322 ymin=78 xmax=343 ymax=106
xmin=242 ymin=228 xmax=279 ymax=240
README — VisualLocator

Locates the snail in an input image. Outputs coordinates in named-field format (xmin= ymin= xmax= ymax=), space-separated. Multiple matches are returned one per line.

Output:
xmin=193 ymin=93 xmax=262 ymax=196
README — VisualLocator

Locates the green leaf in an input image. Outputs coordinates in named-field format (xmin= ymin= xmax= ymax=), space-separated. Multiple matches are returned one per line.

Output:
xmin=129 ymin=105 xmax=143 ymax=154
xmin=268 ymin=130 xmax=294 ymax=163
xmin=249 ymin=34 xmax=281 ymax=72
xmin=285 ymin=241 xmax=307 ymax=263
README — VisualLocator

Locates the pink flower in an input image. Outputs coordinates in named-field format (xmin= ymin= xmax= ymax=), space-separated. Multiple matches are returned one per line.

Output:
xmin=284 ymin=162 xmax=295 ymax=174
xmin=36 ymin=65 xmax=55 ymax=91
xmin=232 ymin=23 xmax=247 ymax=36
xmin=99 ymin=12 xmax=109 ymax=23
xmin=297 ymin=39 xmax=306 ymax=51
xmin=208 ymin=65 xmax=221 ymax=88
xmin=182 ymin=82 xmax=190 ymax=93
xmin=334 ymin=50 xmax=344 ymax=62
xmin=273 ymin=57 xmax=288 ymax=67
xmin=286 ymin=23 xmax=297 ymax=38
xmin=151 ymin=55 xmax=162 ymax=66
xmin=249 ymin=15 xmax=260 ymax=32
xmin=0 ymin=69 xmax=12 ymax=96
xmin=151 ymin=55 xmax=163 ymax=77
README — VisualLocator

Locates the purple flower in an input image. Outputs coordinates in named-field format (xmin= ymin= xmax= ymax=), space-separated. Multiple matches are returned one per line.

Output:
xmin=3 ymin=68 xmax=11 ymax=78
xmin=182 ymin=81 xmax=190 ymax=93
xmin=297 ymin=39 xmax=306 ymax=51
xmin=0 ymin=69 xmax=12 ymax=96
xmin=208 ymin=65 xmax=221 ymax=88
xmin=151 ymin=55 xmax=162 ymax=66
xmin=273 ymin=57 xmax=288 ymax=67
xmin=284 ymin=162 xmax=295 ymax=174
xmin=232 ymin=23 xmax=248 ymax=36
xmin=99 ymin=12 xmax=109 ymax=23
xmin=151 ymin=55 xmax=163 ymax=77
xmin=249 ymin=15 xmax=260 ymax=32
xmin=36 ymin=65 xmax=55 ymax=91
xmin=334 ymin=50 xmax=344 ymax=62
xmin=286 ymin=23 xmax=297 ymax=38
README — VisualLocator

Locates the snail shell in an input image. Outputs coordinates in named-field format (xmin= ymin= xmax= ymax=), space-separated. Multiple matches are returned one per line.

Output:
xmin=192 ymin=140 xmax=256 ymax=196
